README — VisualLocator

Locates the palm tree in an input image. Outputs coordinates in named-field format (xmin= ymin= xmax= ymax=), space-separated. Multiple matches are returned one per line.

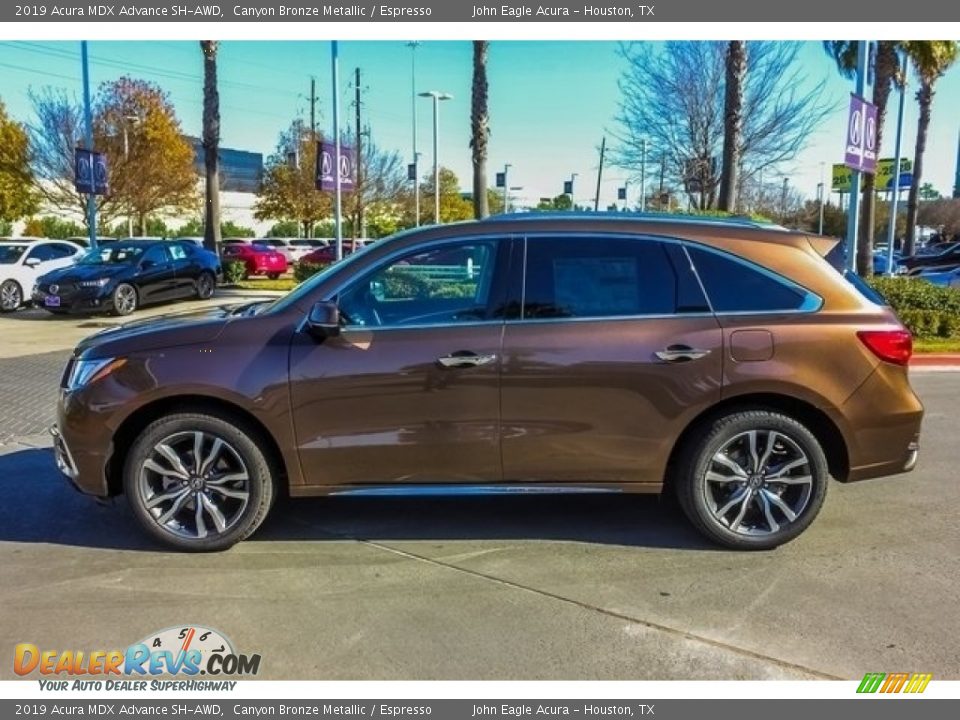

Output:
xmin=470 ymin=41 xmax=490 ymax=219
xmin=823 ymin=41 xmax=900 ymax=275
xmin=718 ymin=41 xmax=746 ymax=212
xmin=902 ymin=41 xmax=959 ymax=255
xmin=200 ymin=41 xmax=221 ymax=253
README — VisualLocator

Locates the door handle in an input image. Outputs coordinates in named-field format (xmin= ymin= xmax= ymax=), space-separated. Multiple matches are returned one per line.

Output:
xmin=436 ymin=351 xmax=497 ymax=369
xmin=655 ymin=345 xmax=712 ymax=363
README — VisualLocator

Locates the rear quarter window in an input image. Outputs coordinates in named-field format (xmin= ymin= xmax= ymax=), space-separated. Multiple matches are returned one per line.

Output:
xmin=686 ymin=245 xmax=812 ymax=313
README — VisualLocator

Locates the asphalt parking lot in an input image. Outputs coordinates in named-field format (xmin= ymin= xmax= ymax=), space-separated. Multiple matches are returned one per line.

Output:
xmin=0 ymin=305 xmax=958 ymax=681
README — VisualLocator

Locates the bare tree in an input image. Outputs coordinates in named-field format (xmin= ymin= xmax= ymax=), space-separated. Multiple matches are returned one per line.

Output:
xmin=613 ymin=41 xmax=834 ymax=211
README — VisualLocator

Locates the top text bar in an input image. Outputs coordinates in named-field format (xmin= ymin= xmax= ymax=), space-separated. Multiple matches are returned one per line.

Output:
xmin=4 ymin=0 xmax=959 ymax=23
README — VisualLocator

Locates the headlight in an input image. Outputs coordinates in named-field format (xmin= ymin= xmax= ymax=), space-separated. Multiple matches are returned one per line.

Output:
xmin=65 ymin=357 xmax=126 ymax=391
xmin=78 ymin=278 xmax=110 ymax=288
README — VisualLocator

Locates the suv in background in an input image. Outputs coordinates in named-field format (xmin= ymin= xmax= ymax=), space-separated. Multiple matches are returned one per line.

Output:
xmin=51 ymin=214 xmax=923 ymax=551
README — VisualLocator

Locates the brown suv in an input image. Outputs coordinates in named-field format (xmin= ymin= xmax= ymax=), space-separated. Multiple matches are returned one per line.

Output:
xmin=51 ymin=214 xmax=923 ymax=551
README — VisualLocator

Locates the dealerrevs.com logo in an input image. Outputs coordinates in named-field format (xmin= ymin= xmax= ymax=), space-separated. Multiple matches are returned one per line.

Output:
xmin=15 ymin=625 xmax=261 ymax=690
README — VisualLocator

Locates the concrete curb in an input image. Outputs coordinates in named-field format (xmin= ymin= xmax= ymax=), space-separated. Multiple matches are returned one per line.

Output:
xmin=911 ymin=354 xmax=960 ymax=369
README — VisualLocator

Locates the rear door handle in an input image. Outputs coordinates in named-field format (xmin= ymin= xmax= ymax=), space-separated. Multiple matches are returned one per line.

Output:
xmin=655 ymin=345 xmax=712 ymax=363
xmin=437 ymin=351 xmax=498 ymax=369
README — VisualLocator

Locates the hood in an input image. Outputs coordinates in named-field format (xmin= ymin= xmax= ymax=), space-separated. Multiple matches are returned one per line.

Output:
xmin=75 ymin=304 xmax=244 ymax=359
xmin=39 ymin=263 xmax=130 ymax=284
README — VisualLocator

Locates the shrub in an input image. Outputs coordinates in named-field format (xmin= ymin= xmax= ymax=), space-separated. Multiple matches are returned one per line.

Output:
xmin=294 ymin=262 xmax=329 ymax=284
xmin=867 ymin=277 xmax=960 ymax=339
xmin=222 ymin=260 xmax=247 ymax=285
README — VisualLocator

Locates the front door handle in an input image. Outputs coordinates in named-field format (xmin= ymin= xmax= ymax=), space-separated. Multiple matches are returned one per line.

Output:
xmin=437 ymin=351 xmax=498 ymax=369
xmin=655 ymin=345 xmax=712 ymax=363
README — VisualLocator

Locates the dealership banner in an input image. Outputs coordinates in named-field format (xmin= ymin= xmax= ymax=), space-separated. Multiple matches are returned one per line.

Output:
xmin=1 ymin=699 xmax=959 ymax=718
xmin=3 ymin=0 xmax=957 ymax=22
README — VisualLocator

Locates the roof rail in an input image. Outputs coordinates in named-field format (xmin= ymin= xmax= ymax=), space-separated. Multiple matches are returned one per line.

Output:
xmin=483 ymin=211 xmax=783 ymax=230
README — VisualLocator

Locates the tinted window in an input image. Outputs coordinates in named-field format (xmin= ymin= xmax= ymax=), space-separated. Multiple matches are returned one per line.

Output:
xmin=339 ymin=241 xmax=498 ymax=328
xmin=521 ymin=237 xmax=707 ymax=319
xmin=51 ymin=244 xmax=78 ymax=258
xmin=686 ymin=245 xmax=808 ymax=313
xmin=26 ymin=244 xmax=61 ymax=262
xmin=141 ymin=245 xmax=170 ymax=265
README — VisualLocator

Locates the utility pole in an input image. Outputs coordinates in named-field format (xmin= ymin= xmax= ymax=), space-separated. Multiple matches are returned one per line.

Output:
xmin=845 ymin=40 xmax=870 ymax=273
xmin=355 ymin=67 xmax=363 ymax=241
xmin=953 ymin=127 xmax=960 ymax=199
xmin=503 ymin=163 xmax=511 ymax=213
xmin=640 ymin=139 xmax=647 ymax=212
xmin=407 ymin=41 xmax=421 ymax=226
xmin=780 ymin=177 xmax=789 ymax=221
xmin=309 ymin=76 xmax=317 ymax=138
xmin=594 ymin=137 xmax=606 ymax=212
xmin=886 ymin=51 xmax=908 ymax=275
xmin=331 ymin=41 xmax=343 ymax=261
xmin=80 ymin=41 xmax=97 ymax=249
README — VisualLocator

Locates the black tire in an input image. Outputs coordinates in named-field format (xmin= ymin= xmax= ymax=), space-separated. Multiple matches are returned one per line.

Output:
xmin=267 ymin=272 xmax=281 ymax=280
xmin=111 ymin=282 xmax=138 ymax=316
xmin=196 ymin=271 xmax=216 ymax=299
xmin=0 ymin=279 xmax=23 ymax=312
xmin=674 ymin=410 xmax=829 ymax=551
xmin=123 ymin=412 xmax=276 ymax=552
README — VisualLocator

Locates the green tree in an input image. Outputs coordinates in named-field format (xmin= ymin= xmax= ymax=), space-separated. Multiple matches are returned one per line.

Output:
xmin=254 ymin=120 xmax=332 ymax=237
xmin=902 ymin=41 xmax=959 ymax=255
xmin=536 ymin=194 xmax=574 ymax=211
xmin=22 ymin=216 xmax=86 ymax=239
xmin=419 ymin=167 xmax=473 ymax=224
xmin=470 ymin=41 xmax=490 ymax=219
xmin=200 ymin=41 xmax=222 ymax=253
xmin=918 ymin=182 xmax=942 ymax=201
xmin=266 ymin=220 xmax=301 ymax=237
xmin=0 ymin=98 xmax=38 ymax=224
xmin=824 ymin=41 xmax=902 ymax=275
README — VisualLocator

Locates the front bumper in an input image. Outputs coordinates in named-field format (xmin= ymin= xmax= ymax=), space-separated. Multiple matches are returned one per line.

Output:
xmin=32 ymin=286 xmax=112 ymax=314
xmin=50 ymin=425 xmax=79 ymax=483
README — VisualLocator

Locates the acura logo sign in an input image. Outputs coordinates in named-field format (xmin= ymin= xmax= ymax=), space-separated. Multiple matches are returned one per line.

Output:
xmin=49 ymin=285 xmax=58 ymax=294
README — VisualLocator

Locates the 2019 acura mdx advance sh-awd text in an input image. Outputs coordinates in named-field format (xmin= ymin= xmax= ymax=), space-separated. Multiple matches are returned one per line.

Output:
xmin=50 ymin=214 xmax=923 ymax=551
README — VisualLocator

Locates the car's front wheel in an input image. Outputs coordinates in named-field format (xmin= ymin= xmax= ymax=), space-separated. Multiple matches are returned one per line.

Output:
xmin=675 ymin=410 xmax=829 ymax=550
xmin=123 ymin=412 xmax=276 ymax=551
xmin=267 ymin=272 xmax=281 ymax=280
xmin=0 ymin=280 xmax=23 ymax=312
xmin=196 ymin=271 xmax=216 ymax=299
xmin=112 ymin=283 xmax=138 ymax=316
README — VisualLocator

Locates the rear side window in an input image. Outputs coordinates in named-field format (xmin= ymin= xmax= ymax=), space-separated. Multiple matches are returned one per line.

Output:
xmin=521 ymin=236 xmax=709 ymax=319
xmin=686 ymin=245 xmax=810 ymax=313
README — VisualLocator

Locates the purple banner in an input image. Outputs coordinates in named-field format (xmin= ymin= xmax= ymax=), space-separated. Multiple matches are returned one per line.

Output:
xmin=844 ymin=94 xmax=878 ymax=174
xmin=316 ymin=141 xmax=355 ymax=192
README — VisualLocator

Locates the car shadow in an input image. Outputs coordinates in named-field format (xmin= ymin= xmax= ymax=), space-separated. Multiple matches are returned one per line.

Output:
xmin=0 ymin=447 xmax=715 ymax=553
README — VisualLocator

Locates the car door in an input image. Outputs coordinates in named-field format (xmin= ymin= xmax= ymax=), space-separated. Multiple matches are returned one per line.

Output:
xmin=499 ymin=234 xmax=724 ymax=486
xmin=168 ymin=242 xmax=200 ymax=296
xmin=289 ymin=237 xmax=510 ymax=487
xmin=135 ymin=244 xmax=177 ymax=304
xmin=22 ymin=243 xmax=61 ymax=285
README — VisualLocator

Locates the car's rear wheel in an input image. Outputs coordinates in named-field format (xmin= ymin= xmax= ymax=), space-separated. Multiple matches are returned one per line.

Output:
xmin=0 ymin=280 xmax=23 ymax=312
xmin=675 ymin=410 xmax=829 ymax=550
xmin=267 ymin=272 xmax=281 ymax=280
xmin=196 ymin=272 xmax=216 ymax=299
xmin=123 ymin=412 xmax=276 ymax=551
xmin=112 ymin=283 xmax=138 ymax=316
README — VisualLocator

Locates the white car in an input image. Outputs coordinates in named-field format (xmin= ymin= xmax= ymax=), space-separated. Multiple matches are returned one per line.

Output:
xmin=0 ymin=239 xmax=85 ymax=312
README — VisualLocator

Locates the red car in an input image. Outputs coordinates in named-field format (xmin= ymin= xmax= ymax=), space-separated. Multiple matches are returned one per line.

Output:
xmin=300 ymin=240 xmax=369 ymax=265
xmin=221 ymin=242 xmax=288 ymax=279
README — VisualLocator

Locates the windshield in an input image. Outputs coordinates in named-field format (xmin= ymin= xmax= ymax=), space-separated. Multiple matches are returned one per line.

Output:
xmin=0 ymin=245 xmax=28 ymax=264
xmin=79 ymin=245 xmax=145 ymax=265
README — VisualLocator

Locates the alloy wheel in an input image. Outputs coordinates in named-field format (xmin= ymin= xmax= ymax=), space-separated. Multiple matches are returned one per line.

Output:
xmin=114 ymin=284 xmax=137 ymax=315
xmin=137 ymin=431 xmax=251 ymax=540
xmin=0 ymin=281 xmax=22 ymax=311
xmin=703 ymin=429 xmax=813 ymax=537
xmin=198 ymin=274 xmax=214 ymax=299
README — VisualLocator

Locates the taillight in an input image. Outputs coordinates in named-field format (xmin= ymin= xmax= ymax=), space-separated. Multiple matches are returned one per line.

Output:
xmin=857 ymin=329 xmax=913 ymax=366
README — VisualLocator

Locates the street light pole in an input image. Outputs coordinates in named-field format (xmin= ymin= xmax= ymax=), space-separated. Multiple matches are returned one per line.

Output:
xmin=407 ymin=41 xmax=420 ymax=227
xmin=886 ymin=51 xmax=908 ymax=276
xmin=817 ymin=183 xmax=825 ymax=235
xmin=503 ymin=163 xmax=511 ymax=213
xmin=569 ymin=173 xmax=578 ymax=209
xmin=419 ymin=90 xmax=452 ymax=224
xmin=80 ymin=41 xmax=97 ymax=250
xmin=640 ymin=139 xmax=647 ymax=212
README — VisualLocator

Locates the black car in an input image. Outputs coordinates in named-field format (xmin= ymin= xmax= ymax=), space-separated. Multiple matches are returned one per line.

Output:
xmin=33 ymin=240 xmax=221 ymax=316
xmin=901 ymin=242 xmax=960 ymax=274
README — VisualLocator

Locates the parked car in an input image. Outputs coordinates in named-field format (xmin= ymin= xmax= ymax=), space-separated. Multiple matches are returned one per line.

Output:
xmin=872 ymin=249 xmax=902 ymax=275
xmin=286 ymin=239 xmax=328 ymax=263
xmin=33 ymin=239 xmax=220 ymax=316
xmin=900 ymin=242 xmax=960 ymax=274
xmin=916 ymin=265 xmax=960 ymax=288
xmin=0 ymin=239 xmax=84 ymax=312
xmin=299 ymin=240 xmax=367 ymax=265
xmin=50 ymin=213 xmax=923 ymax=552
xmin=220 ymin=242 xmax=288 ymax=279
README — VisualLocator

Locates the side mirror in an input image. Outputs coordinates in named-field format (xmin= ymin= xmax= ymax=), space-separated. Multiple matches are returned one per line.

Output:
xmin=306 ymin=300 xmax=340 ymax=338
xmin=24 ymin=257 xmax=41 ymax=268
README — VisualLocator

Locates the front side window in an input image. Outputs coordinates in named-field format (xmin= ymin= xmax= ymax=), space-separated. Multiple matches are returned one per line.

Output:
xmin=26 ymin=244 xmax=60 ymax=263
xmin=685 ymin=245 xmax=812 ymax=313
xmin=520 ymin=236 xmax=708 ymax=319
xmin=338 ymin=241 xmax=498 ymax=328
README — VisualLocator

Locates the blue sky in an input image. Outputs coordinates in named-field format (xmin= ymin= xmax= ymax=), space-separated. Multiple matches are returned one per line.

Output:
xmin=0 ymin=39 xmax=958 ymax=207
